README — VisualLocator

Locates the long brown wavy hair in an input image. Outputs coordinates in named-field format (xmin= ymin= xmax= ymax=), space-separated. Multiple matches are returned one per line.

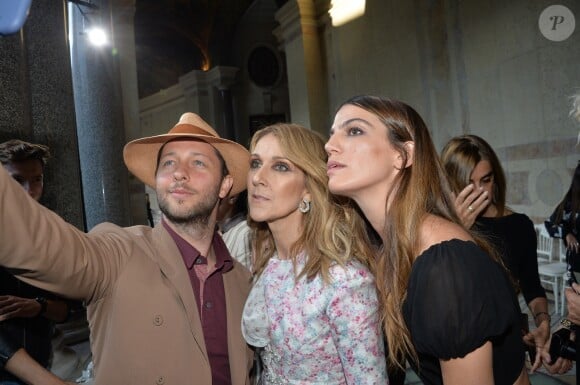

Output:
xmin=440 ymin=134 xmax=508 ymax=216
xmin=249 ymin=123 xmax=375 ymax=282
xmin=338 ymin=96 xmax=499 ymax=369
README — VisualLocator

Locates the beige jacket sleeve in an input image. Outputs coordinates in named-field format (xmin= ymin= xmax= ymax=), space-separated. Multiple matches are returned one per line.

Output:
xmin=0 ymin=165 xmax=129 ymax=302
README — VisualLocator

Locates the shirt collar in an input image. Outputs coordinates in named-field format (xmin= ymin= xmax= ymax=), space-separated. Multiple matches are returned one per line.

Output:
xmin=163 ymin=219 xmax=233 ymax=272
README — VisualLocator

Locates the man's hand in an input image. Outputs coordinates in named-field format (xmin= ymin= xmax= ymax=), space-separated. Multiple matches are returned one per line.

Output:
xmin=0 ymin=295 xmax=41 ymax=321
xmin=452 ymin=184 xmax=489 ymax=228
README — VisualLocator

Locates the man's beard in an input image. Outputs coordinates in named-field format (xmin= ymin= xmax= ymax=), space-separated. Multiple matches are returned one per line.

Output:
xmin=157 ymin=184 xmax=220 ymax=226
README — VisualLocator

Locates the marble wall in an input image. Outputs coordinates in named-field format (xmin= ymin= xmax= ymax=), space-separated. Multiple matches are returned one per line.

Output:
xmin=0 ymin=0 xmax=85 ymax=229
xmin=138 ymin=0 xmax=579 ymax=223
xmin=316 ymin=0 xmax=580 ymax=221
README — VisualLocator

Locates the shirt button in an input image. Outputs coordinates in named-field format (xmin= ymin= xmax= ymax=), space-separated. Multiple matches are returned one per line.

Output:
xmin=156 ymin=375 xmax=165 ymax=384
xmin=205 ymin=301 xmax=213 ymax=309
xmin=153 ymin=314 xmax=164 ymax=326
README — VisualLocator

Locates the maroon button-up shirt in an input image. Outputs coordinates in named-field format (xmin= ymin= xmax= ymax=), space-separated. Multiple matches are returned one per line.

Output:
xmin=163 ymin=220 xmax=233 ymax=385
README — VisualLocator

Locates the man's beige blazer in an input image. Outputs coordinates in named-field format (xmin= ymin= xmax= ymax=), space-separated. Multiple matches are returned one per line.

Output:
xmin=0 ymin=166 xmax=253 ymax=385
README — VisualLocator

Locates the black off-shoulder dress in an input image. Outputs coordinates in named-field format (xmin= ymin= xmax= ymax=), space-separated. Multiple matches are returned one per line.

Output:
xmin=402 ymin=239 xmax=524 ymax=385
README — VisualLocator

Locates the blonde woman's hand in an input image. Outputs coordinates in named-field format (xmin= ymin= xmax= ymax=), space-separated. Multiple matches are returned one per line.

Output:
xmin=452 ymin=184 xmax=489 ymax=229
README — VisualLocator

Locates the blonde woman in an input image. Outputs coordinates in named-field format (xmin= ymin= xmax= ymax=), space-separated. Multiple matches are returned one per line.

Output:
xmin=325 ymin=95 xmax=528 ymax=385
xmin=241 ymin=123 xmax=387 ymax=384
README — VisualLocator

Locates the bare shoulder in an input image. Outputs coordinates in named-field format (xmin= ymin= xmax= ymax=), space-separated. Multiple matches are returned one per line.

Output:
xmin=417 ymin=214 xmax=472 ymax=255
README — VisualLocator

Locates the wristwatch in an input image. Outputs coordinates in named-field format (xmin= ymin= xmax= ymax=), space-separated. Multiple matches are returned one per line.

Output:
xmin=35 ymin=296 xmax=48 ymax=316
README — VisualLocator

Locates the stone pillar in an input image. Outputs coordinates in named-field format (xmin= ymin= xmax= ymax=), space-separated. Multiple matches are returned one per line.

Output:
xmin=219 ymin=88 xmax=235 ymax=140
xmin=69 ymin=0 xmax=132 ymax=229
xmin=0 ymin=0 xmax=85 ymax=230
xmin=179 ymin=66 xmax=239 ymax=139
xmin=208 ymin=66 xmax=239 ymax=141
xmin=179 ymin=70 xmax=213 ymax=125
xmin=274 ymin=0 xmax=328 ymax=135
xmin=115 ymin=0 xmax=149 ymax=226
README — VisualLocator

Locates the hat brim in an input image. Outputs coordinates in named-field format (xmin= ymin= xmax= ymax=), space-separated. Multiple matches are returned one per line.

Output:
xmin=123 ymin=133 xmax=249 ymax=196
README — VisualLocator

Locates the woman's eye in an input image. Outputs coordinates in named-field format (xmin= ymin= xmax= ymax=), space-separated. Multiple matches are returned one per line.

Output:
xmin=250 ymin=159 xmax=261 ymax=169
xmin=193 ymin=159 xmax=205 ymax=167
xmin=347 ymin=127 xmax=363 ymax=136
xmin=273 ymin=162 xmax=289 ymax=172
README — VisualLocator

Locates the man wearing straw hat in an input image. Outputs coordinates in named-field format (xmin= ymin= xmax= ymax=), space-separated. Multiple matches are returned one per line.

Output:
xmin=0 ymin=113 xmax=254 ymax=384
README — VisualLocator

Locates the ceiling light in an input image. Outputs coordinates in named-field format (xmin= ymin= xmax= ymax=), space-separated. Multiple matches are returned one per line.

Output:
xmin=86 ymin=26 xmax=108 ymax=46
xmin=329 ymin=0 xmax=366 ymax=27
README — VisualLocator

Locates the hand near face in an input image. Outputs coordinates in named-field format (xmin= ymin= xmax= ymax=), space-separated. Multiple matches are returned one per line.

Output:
xmin=452 ymin=184 xmax=489 ymax=229
xmin=0 ymin=295 xmax=41 ymax=321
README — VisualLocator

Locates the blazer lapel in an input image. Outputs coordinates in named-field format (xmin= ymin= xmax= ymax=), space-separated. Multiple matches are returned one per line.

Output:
xmin=151 ymin=225 xmax=208 ymax=363
xmin=224 ymin=267 xmax=250 ymax=385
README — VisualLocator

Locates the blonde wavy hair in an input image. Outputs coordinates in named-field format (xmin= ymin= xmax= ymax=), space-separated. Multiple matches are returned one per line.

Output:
xmin=249 ymin=123 xmax=375 ymax=282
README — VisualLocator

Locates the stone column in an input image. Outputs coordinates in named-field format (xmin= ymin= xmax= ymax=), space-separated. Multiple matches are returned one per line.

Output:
xmin=179 ymin=70 xmax=213 ymax=125
xmin=69 ymin=0 xmax=132 ymax=229
xmin=179 ymin=66 xmax=239 ymax=139
xmin=0 ymin=0 xmax=85 ymax=230
xmin=274 ymin=0 xmax=329 ymax=135
xmin=115 ymin=0 xmax=149 ymax=226
xmin=208 ymin=66 xmax=239 ymax=141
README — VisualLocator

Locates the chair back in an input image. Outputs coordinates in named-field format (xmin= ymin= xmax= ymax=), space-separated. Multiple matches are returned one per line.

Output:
xmin=536 ymin=224 xmax=554 ymax=263
xmin=559 ymin=238 xmax=570 ymax=263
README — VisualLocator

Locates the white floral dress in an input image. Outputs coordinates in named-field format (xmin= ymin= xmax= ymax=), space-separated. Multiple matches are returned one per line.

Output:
xmin=241 ymin=253 xmax=388 ymax=384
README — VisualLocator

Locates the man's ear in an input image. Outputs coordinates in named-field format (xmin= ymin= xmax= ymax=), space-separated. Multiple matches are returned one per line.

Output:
xmin=395 ymin=141 xmax=415 ymax=169
xmin=219 ymin=175 xmax=234 ymax=199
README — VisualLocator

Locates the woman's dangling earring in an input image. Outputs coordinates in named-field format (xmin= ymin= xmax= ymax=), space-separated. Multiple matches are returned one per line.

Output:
xmin=298 ymin=199 xmax=311 ymax=213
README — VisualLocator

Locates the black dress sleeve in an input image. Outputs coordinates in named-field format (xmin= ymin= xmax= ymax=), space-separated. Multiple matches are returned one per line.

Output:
xmin=517 ymin=215 xmax=546 ymax=304
xmin=403 ymin=239 xmax=519 ymax=360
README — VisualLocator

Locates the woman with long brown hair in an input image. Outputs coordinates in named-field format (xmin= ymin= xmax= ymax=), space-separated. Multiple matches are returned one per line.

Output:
xmin=325 ymin=95 xmax=528 ymax=385
xmin=440 ymin=135 xmax=573 ymax=374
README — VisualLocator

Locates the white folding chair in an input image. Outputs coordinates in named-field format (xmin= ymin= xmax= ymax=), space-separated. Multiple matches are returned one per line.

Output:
xmin=538 ymin=234 xmax=566 ymax=315
xmin=535 ymin=224 xmax=553 ymax=264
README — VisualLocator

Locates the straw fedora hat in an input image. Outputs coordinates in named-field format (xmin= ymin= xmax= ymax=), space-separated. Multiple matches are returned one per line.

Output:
xmin=123 ymin=112 xmax=249 ymax=196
